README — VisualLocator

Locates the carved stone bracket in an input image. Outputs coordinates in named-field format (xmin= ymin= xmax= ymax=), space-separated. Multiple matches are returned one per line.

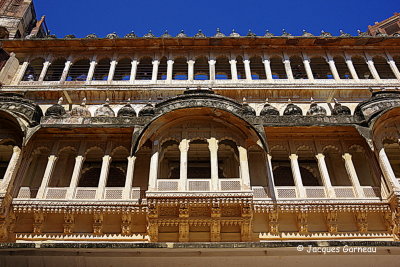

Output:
xmin=355 ymin=211 xmax=368 ymax=233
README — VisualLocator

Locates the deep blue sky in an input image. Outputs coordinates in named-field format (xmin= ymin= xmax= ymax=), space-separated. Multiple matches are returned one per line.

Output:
xmin=35 ymin=0 xmax=398 ymax=38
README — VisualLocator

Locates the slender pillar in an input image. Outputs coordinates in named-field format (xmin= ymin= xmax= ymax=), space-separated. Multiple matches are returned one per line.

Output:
xmin=315 ymin=153 xmax=335 ymax=198
xmin=342 ymin=153 xmax=364 ymax=198
xmin=378 ymin=148 xmax=400 ymax=191
xmin=107 ymin=59 xmax=117 ymax=82
xmin=385 ymin=53 xmax=400 ymax=80
xmin=166 ymin=59 xmax=174 ymax=82
xmin=0 ymin=146 xmax=21 ymax=193
xmin=60 ymin=60 xmax=72 ymax=82
xmin=86 ymin=60 xmax=97 ymax=82
xmin=148 ymin=140 xmax=160 ymax=191
xmin=345 ymin=56 xmax=359 ymax=80
xmin=207 ymin=138 xmax=219 ymax=191
xmin=365 ymin=55 xmax=381 ymax=80
xmin=243 ymin=59 xmax=252 ymax=81
xmin=67 ymin=155 xmax=85 ymax=199
xmin=282 ymin=54 xmax=294 ymax=81
xmin=37 ymin=155 xmax=58 ymax=199
xmin=179 ymin=139 xmax=190 ymax=191
xmin=263 ymin=57 xmax=273 ymax=81
xmin=238 ymin=146 xmax=251 ymax=190
xmin=151 ymin=59 xmax=159 ymax=83
xmin=129 ymin=59 xmax=138 ymax=83
xmin=187 ymin=59 xmax=195 ymax=82
xmin=123 ymin=156 xmax=136 ymax=199
xmin=38 ymin=61 xmax=51 ymax=81
xmin=229 ymin=59 xmax=238 ymax=81
xmin=266 ymin=154 xmax=277 ymax=199
xmin=209 ymin=59 xmax=216 ymax=81
xmin=302 ymin=54 xmax=314 ymax=80
xmin=326 ymin=55 xmax=340 ymax=81
xmin=96 ymin=155 xmax=112 ymax=199
xmin=289 ymin=154 xmax=306 ymax=198
xmin=15 ymin=61 xmax=29 ymax=83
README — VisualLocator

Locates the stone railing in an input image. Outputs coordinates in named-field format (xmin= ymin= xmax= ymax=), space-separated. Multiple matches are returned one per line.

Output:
xmin=187 ymin=179 xmax=210 ymax=191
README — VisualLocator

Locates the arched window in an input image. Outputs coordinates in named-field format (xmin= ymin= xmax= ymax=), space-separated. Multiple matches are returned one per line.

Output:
xmin=93 ymin=58 xmax=110 ymax=81
xmin=187 ymin=139 xmax=211 ymax=178
xmin=236 ymin=56 xmax=246 ymax=79
xmin=290 ymin=56 xmax=307 ymax=79
xmin=270 ymin=56 xmax=287 ymax=79
xmin=297 ymin=147 xmax=321 ymax=186
xmin=78 ymin=147 xmax=103 ymax=187
xmin=107 ymin=147 xmax=129 ymax=187
xmin=158 ymin=140 xmax=180 ymax=179
xmin=333 ymin=56 xmax=352 ymax=79
xmin=67 ymin=59 xmax=90 ymax=81
xmin=136 ymin=57 xmax=153 ymax=80
xmin=250 ymin=56 xmax=266 ymax=79
xmin=113 ymin=58 xmax=131 ymax=81
xmin=0 ymin=143 xmax=13 ymax=180
xmin=271 ymin=146 xmax=294 ymax=186
xmin=172 ymin=57 xmax=188 ymax=80
xmin=217 ymin=140 xmax=239 ymax=178
xmin=215 ymin=56 xmax=231 ymax=80
xmin=248 ymin=145 xmax=268 ymax=186
xmin=310 ymin=56 xmax=332 ymax=79
xmin=23 ymin=58 xmax=44 ymax=81
xmin=324 ymin=147 xmax=351 ymax=186
xmin=352 ymin=56 xmax=371 ymax=79
xmin=49 ymin=147 xmax=77 ymax=187
xmin=157 ymin=57 xmax=168 ymax=80
xmin=350 ymin=145 xmax=378 ymax=186
xmin=194 ymin=56 xmax=209 ymax=80
xmin=20 ymin=147 xmax=50 ymax=198
xmin=373 ymin=56 xmax=396 ymax=79
xmin=45 ymin=58 xmax=66 ymax=81
xmin=383 ymin=140 xmax=400 ymax=179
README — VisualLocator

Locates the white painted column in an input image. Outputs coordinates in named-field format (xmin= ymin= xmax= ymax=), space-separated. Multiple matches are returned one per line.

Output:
xmin=38 ymin=61 xmax=51 ymax=81
xmin=15 ymin=61 xmax=29 ymax=83
xmin=187 ymin=59 xmax=195 ymax=82
xmin=166 ymin=59 xmax=174 ymax=83
xmin=283 ymin=54 xmax=294 ymax=81
xmin=302 ymin=55 xmax=314 ymax=80
xmin=129 ymin=59 xmax=138 ymax=84
xmin=86 ymin=60 xmax=97 ymax=82
xmin=263 ymin=58 xmax=273 ymax=81
xmin=243 ymin=59 xmax=252 ymax=81
xmin=385 ymin=53 xmax=400 ymax=80
xmin=378 ymin=147 xmax=400 ymax=191
xmin=60 ymin=60 xmax=72 ymax=82
xmin=107 ymin=59 xmax=117 ymax=82
xmin=0 ymin=146 xmax=21 ymax=193
xmin=289 ymin=154 xmax=306 ymax=198
xmin=37 ymin=155 xmax=58 ymax=199
xmin=229 ymin=59 xmax=238 ymax=81
xmin=365 ymin=55 xmax=381 ymax=80
xmin=345 ymin=56 xmax=359 ymax=80
xmin=96 ymin=155 xmax=112 ymax=199
xmin=151 ymin=59 xmax=160 ymax=83
xmin=179 ymin=139 xmax=190 ymax=191
xmin=342 ymin=153 xmax=364 ymax=198
xmin=67 ymin=155 xmax=85 ymax=199
xmin=148 ymin=140 xmax=160 ymax=191
xmin=266 ymin=154 xmax=277 ymax=199
xmin=123 ymin=156 xmax=136 ymax=199
xmin=207 ymin=138 xmax=219 ymax=191
xmin=238 ymin=146 xmax=251 ymax=190
xmin=208 ymin=59 xmax=216 ymax=81
xmin=315 ymin=153 xmax=335 ymax=198
xmin=326 ymin=55 xmax=340 ymax=81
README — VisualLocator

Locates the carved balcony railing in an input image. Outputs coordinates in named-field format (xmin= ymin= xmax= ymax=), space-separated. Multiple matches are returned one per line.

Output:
xmin=74 ymin=187 xmax=97 ymax=200
xmin=333 ymin=186 xmax=356 ymax=198
xmin=362 ymin=186 xmax=381 ymax=198
xmin=252 ymin=186 xmax=270 ymax=199
xmin=187 ymin=179 xmax=210 ymax=191
xmin=45 ymin=187 xmax=68 ymax=199
xmin=304 ymin=186 xmax=326 ymax=198
xmin=219 ymin=178 xmax=242 ymax=191
xmin=104 ymin=187 xmax=124 ymax=200
xmin=275 ymin=186 xmax=298 ymax=199
xmin=156 ymin=179 xmax=179 ymax=191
